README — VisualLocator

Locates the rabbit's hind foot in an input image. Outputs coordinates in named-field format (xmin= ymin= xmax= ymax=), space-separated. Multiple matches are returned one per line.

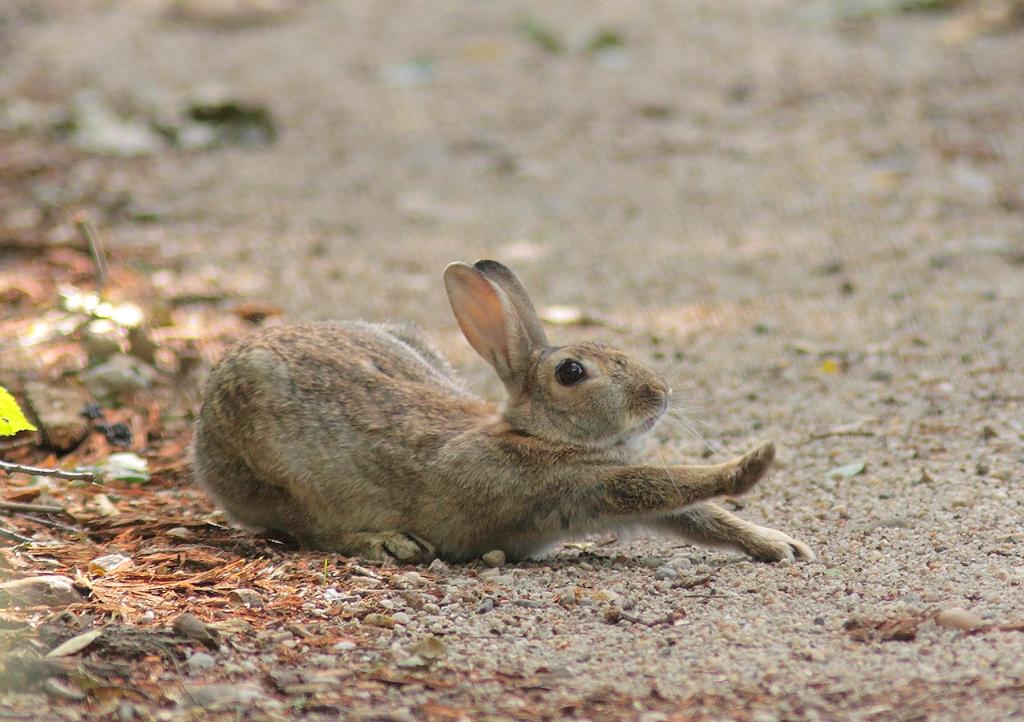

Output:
xmin=332 ymin=531 xmax=437 ymax=564
xmin=739 ymin=525 xmax=815 ymax=562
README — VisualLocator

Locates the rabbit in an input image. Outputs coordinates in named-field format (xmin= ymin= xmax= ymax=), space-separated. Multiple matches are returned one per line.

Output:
xmin=190 ymin=260 xmax=813 ymax=564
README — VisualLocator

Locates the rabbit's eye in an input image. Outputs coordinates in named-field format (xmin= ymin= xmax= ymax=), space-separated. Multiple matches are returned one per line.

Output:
xmin=555 ymin=359 xmax=587 ymax=386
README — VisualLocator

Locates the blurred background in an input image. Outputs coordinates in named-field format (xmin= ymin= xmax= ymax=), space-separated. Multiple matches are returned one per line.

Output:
xmin=2 ymin=2 xmax=1023 ymax=718
xmin=3 ymin=1 xmax=1022 ymax=395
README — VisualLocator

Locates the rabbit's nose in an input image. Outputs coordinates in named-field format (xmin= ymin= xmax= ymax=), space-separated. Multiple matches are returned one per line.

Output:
xmin=647 ymin=384 xmax=670 ymax=414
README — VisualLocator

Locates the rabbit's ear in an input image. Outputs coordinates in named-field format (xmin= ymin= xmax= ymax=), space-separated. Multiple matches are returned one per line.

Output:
xmin=444 ymin=262 xmax=536 ymax=393
xmin=472 ymin=260 xmax=549 ymax=348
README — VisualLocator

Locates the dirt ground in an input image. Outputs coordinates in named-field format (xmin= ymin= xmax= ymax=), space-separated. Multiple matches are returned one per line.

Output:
xmin=1 ymin=1 xmax=1023 ymax=720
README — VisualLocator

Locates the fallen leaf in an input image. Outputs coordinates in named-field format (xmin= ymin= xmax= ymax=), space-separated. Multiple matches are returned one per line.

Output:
xmin=516 ymin=17 xmax=563 ymax=53
xmin=92 ymin=494 xmax=120 ymax=516
xmin=844 ymin=614 xmax=925 ymax=643
xmin=230 ymin=302 xmax=283 ymax=324
xmin=820 ymin=358 xmax=842 ymax=374
xmin=538 ymin=305 xmax=624 ymax=330
xmin=47 ymin=626 xmax=107 ymax=657
xmin=585 ymin=29 xmax=625 ymax=53
xmin=88 ymin=553 xmax=132 ymax=576
xmin=0 ymin=385 xmax=37 ymax=436
xmin=828 ymin=462 xmax=866 ymax=480
xmin=82 ymin=452 xmax=150 ymax=484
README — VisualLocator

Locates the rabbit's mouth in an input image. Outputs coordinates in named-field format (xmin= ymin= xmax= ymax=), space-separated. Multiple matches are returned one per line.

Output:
xmin=634 ymin=394 xmax=669 ymax=435
xmin=622 ymin=411 xmax=664 ymax=443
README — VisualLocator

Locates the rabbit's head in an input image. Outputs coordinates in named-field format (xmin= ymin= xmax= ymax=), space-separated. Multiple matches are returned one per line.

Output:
xmin=444 ymin=260 xmax=671 ymax=449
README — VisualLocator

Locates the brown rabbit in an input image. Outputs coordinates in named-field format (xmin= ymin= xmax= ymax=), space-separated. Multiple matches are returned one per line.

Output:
xmin=191 ymin=260 xmax=813 ymax=563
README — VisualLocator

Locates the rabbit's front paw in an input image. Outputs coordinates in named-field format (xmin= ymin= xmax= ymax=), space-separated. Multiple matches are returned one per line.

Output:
xmin=728 ymin=441 xmax=775 ymax=496
xmin=739 ymin=525 xmax=814 ymax=563
xmin=375 ymin=532 xmax=436 ymax=564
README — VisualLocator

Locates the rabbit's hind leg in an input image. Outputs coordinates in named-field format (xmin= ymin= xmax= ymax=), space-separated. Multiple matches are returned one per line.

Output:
xmin=653 ymin=502 xmax=814 ymax=562
xmin=379 ymin=322 xmax=457 ymax=379
xmin=192 ymin=437 xmax=302 ymax=534
xmin=323 ymin=531 xmax=437 ymax=564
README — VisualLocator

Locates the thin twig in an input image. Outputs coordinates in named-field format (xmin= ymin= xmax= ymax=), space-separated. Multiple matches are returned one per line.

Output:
xmin=0 ymin=525 xmax=32 ymax=544
xmin=0 ymin=460 xmax=95 ymax=482
xmin=17 ymin=513 xmax=82 ymax=534
xmin=0 ymin=500 xmax=66 ymax=514
xmin=88 ymin=684 xmax=157 ymax=704
xmin=157 ymin=640 xmax=200 ymax=708
xmin=806 ymin=429 xmax=876 ymax=442
xmin=74 ymin=214 xmax=108 ymax=293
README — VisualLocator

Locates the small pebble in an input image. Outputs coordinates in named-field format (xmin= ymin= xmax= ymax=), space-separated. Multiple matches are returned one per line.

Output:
xmin=398 ymin=571 xmax=427 ymax=587
xmin=555 ymin=588 xmax=577 ymax=607
xmin=362 ymin=613 xmax=396 ymax=628
xmin=173 ymin=613 xmax=220 ymax=650
xmin=392 ymin=612 xmax=412 ymax=625
xmin=0 ymin=575 xmax=83 ymax=606
xmin=427 ymin=559 xmax=450 ymax=575
xmin=593 ymin=589 xmax=621 ymax=605
xmin=654 ymin=566 xmax=677 ymax=580
xmin=228 ymin=588 xmax=264 ymax=608
xmin=935 ymin=607 xmax=983 ymax=630
xmin=482 ymin=550 xmax=506 ymax=568
xmin=187 ymin=652 xmax=216 ymax=673
xmin=477 ymin=597 xmax=495 ymax=614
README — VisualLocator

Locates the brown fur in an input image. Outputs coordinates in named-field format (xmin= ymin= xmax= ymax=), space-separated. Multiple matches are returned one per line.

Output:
xmin=191 ymin=261 xmax=812 ymax=563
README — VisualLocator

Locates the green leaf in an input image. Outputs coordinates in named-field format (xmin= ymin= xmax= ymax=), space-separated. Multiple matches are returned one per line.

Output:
xmin=585 ymin=29 xmax=625 ymax=53
xmin=516 ymin=18 xmax=563 ymax=53
xmin=0 ymin=386 xmax=36 ymax=437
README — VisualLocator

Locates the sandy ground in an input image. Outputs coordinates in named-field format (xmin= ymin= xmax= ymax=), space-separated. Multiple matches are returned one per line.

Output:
xmin=1 ymin=1 xmax=1023 ymax=719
